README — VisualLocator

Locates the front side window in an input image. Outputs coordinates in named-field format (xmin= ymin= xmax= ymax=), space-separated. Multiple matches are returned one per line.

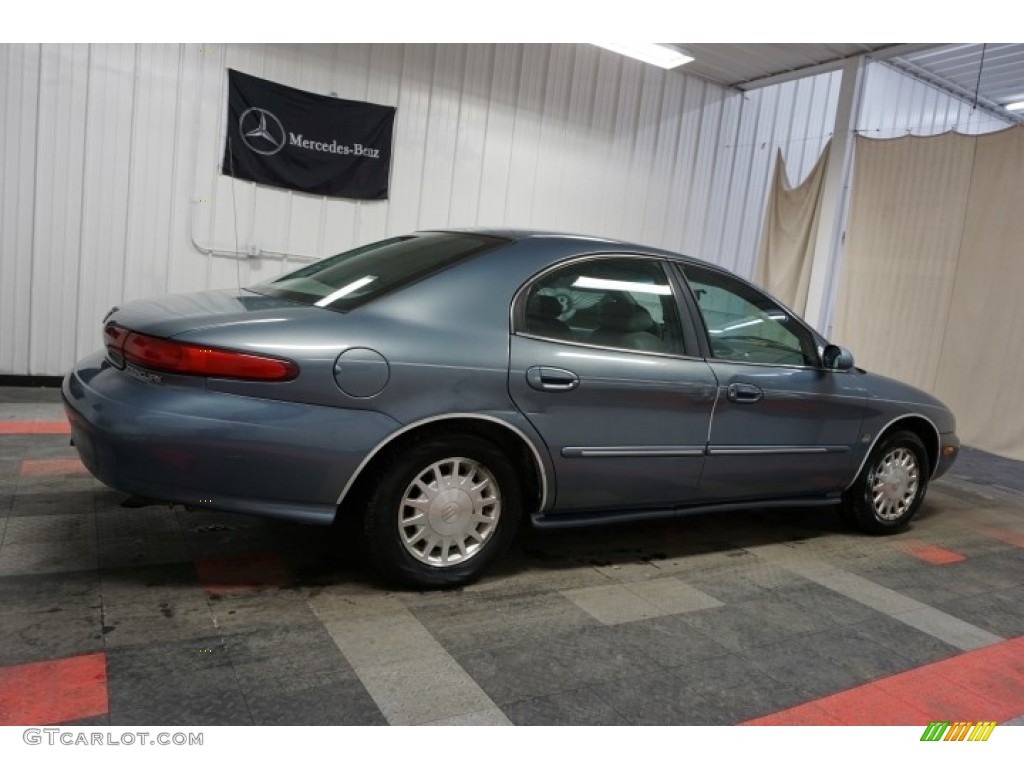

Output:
xmin=683 ymin=264 xmax=818 ymax=367
xmin=248 ymin=232 xmax=508 ymax=311
xmin=518 ymin=257 xmax=684 ymax=355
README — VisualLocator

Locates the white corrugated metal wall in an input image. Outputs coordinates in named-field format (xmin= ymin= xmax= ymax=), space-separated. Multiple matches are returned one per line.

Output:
xmin=858 ymin=61 xmax=1013 ymax=137
xmin=1 ymin=42 xmax=843 ymax=376
xmin=3 ymin=45 xmax=1015 ymax=378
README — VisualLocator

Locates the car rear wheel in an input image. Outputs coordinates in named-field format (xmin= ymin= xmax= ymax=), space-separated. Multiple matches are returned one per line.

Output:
xmin=841 ymin=430 xmax=929 ymax=534
xmin=363 ymin=434 xmax=522 ymax=588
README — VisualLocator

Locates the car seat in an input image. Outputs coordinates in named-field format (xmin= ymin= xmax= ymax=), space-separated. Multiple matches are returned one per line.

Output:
xmin=525 ymin=294 xmax=574 ymax=341
xmin=588 ymin=299 xmax=666 ymax=352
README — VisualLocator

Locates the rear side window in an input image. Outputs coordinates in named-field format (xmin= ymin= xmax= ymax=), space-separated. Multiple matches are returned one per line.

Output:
xmin=249 ymin=232 xmax=507 ymax=311
xmin=517 ymin=257 xmax=684 ymax=355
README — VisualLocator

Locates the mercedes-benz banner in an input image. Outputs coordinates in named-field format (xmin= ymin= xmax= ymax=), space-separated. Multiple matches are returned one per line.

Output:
xmin=222 ymin=69 xmax=396 ymax=199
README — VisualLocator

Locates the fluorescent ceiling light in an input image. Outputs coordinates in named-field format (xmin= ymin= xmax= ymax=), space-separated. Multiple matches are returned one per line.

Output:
xmin=593 ymin=43 xmax=693 ymax=70
xmin=1005 ymin=101 xmax=1024 ymax=112
xmin=722 ymin=318 xmax=764 ymax=332
xmin=314 ymin=275 xmax=376 ymax=306
xmin=572 ymin=276 xmax=671 ymax=295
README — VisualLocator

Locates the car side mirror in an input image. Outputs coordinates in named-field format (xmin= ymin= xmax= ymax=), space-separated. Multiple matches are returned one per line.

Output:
xmin=822 ymin=344 xmax=855 ymax=370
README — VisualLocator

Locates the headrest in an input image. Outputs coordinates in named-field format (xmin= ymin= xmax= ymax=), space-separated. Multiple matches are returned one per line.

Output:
xmin=527 ymin=294 xmax=563 ymax=319
xmin=599 ymin=300 xmax=654 ymax=332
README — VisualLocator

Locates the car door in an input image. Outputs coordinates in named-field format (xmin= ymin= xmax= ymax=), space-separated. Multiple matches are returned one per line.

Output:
xmin=678 ymin=262 xmax=869 ymax=502
xmin=508 ymin=255 xmax=718 ymax=514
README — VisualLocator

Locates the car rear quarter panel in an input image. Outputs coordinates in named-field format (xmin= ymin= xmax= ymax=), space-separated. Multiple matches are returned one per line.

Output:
xmin=160 ymin=240 xmax=591 ymax=513
xmin=173 ymin=239 xmax=582 ymax=422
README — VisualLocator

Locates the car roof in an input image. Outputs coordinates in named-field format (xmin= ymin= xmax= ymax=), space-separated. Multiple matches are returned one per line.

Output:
xmin=422 ymin=227 xmax=826 ymax=345
xmin=423 ymin=227 xmax=705 ymax=265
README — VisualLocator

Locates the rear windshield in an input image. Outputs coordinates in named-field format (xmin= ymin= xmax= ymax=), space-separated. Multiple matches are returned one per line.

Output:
xmin=248 ymin=232 xmax=508 ymax=311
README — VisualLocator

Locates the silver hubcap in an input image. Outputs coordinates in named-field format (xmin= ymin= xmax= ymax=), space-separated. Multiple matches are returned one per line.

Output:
xmin=398 ymin=457 xmax=501 ymax=568
xmin=868 ymin=447 xmax=920 ymax=520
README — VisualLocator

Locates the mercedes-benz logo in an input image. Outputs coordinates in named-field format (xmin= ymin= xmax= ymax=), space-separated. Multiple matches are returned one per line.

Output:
xmin=238 ymin=107 xmax=286 ymax=156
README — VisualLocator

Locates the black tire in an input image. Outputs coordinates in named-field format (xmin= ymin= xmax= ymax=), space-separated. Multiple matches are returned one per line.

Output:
xmin=841 ymin=430 xmax=929 ymax=535
xmin=363 ymin=434 xmax=523 ymax=588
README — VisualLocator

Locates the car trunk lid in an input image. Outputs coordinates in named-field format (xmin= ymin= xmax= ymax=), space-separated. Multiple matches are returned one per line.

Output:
xmin=104 ymin=288 xmax=318 ymax=339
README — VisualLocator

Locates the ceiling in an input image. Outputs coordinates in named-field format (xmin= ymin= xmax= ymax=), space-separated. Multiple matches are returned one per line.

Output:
xmin=894 ymin=44 xmax=1024 ymax=117
xmin=676 ymin=43 xmax=1024 ymax=124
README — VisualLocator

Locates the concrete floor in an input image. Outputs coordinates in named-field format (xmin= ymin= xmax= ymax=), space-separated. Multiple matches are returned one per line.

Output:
xmin=1 ymin=385 xmax=1022 ymax=726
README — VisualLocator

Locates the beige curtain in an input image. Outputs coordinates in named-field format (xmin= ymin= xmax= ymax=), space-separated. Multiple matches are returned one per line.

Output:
xmin=833 ymin=127 xmax=1024 ymax=461
xmin=753 ymin=143 xmax=830 ymax=314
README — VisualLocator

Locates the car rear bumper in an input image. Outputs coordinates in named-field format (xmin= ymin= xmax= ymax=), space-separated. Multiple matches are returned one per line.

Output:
xmin=62 ymin=352 xmax=401 ymax=524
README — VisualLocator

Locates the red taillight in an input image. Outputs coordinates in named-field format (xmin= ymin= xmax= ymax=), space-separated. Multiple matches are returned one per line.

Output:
xmin=104 ymin=323 xmax=128 ymax=367
xmin=106 ymin=326 xmax=297 ymax=382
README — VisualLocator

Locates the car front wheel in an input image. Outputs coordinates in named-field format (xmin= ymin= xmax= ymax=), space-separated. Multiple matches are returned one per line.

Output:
xmin=841 ymin=430 xmax=929 ymax=534
xmin=363 ymin=435 xmax=522 ymax=588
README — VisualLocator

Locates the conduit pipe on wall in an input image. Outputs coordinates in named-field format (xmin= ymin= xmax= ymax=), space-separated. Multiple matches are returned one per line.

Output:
xmin=187 ymin=198 xmax=320 ymax=263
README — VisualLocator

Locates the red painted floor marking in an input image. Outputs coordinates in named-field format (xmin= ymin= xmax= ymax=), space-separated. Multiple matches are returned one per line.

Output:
xmin=748 ymin=682 xmax=936 ymax=726
xmin=19 ymin=458 xmax=88 ymax=477
xmin=977 ymin=525 xmax=1024 ymax=549
xmin=0 ymin=652 xmax=108 ymax=726
xmin=897 ymin=540 xmax=967 ymax=565
xmin=746 ymin=703 xmax=845 ymax=726
xmin=0 ymin=420 xmax=71 ymax=435
xmin=875 ymin=669 xmax=1000 ymax=720
xmin=744 ymin=636 xmax=1024 ymax=725
xmin=194 ymin=552 xmax=290 ymax=596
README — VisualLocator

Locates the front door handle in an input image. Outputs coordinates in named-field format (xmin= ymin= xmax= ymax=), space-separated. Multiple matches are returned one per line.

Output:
xmin=727 ymin=382 xmax=763 ymax=403
xmin=526 ymin=366 xmax=580 ymax=392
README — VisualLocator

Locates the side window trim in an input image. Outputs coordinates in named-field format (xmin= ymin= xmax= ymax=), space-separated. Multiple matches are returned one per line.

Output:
xmin=512 ymin=253 xmax=692 ymax=359
xmin=661 ymin=260 xmax=704 ymax=358
xmin=668 ymin=261 xmax=713 ymax=360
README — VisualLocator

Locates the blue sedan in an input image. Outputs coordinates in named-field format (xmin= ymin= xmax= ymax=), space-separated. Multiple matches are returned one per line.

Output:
xmin=63 ymin=230 xmax=960 ymax=587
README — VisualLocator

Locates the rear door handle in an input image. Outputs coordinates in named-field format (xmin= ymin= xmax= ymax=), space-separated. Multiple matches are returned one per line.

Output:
xmin=526 ymin=366 xmax=580 ymax=392
xmin=727 ymin=382 xmax=763 ymax=403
